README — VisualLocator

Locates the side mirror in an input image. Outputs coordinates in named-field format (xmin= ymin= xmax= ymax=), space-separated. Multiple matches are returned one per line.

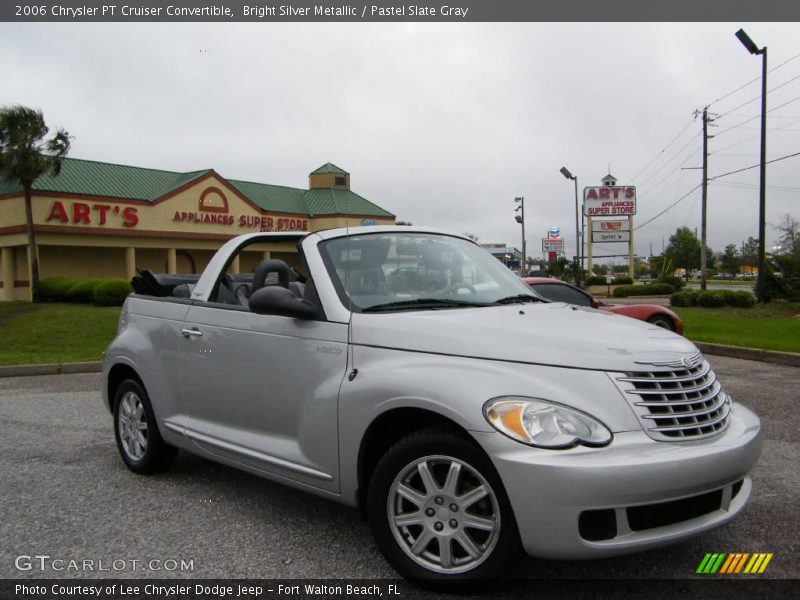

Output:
xmin=591 ymin=298 xmax=602 ymax=309
xmin=248 ymin=286 xmax=317 ymax=319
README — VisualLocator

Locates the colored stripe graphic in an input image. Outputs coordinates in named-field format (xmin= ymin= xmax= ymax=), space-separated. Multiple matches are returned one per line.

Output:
xmin=696 ymin=553 xmax=714 ymax=573
xmin=758 ymin=554 xmax=773 ymax=573
xmin=701 ymin=552 xmax=773 ymax=574
xmin=719 ymin=553 xmax=736 ymax=573
xmin=710 ymin=553 xmax=726 ymax=573
xmin=744 ymin=553 xmax=774 ymax=574
xmin=733 ymin=553 xmax=750 ymax=573
xmin=698 ymin=553 xmax=728 ymax=573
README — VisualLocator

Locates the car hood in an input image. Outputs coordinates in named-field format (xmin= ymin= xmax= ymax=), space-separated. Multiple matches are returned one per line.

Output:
xmin=352 ymin=302 xmax=698 ymax=372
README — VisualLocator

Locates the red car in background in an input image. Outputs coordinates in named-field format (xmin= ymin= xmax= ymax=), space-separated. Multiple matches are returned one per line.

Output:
xmin=523 ymin=277 xmax=683 ymax=334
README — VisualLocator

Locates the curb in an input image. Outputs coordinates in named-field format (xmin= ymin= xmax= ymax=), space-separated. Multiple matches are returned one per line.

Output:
xmin=0 ymin=361 xmax=102 ymax=378
xmin=693 ymin=342 xmax=800 ymax=368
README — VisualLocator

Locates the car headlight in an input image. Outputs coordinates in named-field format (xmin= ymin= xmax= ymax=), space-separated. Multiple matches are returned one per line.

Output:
xmin=483 ymin=397 xmax=613 ymax=449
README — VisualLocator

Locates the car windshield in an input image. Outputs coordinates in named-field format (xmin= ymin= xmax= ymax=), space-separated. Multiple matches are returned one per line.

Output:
xmin=319 ymin=232 xmax=543 ymax=312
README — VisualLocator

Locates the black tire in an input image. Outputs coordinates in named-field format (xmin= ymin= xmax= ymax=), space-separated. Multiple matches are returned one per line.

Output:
xmin=648 ymin=315 xmax=676 ymax=331
xmin=367 ymin=427 xmax=520 ymax=591
xmin=113 ymin=379 xmax=178 ymax=474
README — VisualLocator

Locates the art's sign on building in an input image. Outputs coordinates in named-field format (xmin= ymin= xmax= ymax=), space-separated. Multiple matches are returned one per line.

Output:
xmin=41 ymin=184 xmax=310 ymax=234
xmin=170 ymin=186 xmax=309 ymax=232
xmin=46 ymin=200 xmax=139 ymax=227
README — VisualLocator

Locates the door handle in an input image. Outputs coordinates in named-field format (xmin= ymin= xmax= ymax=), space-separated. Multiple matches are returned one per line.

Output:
xmin=181 ymin=328 xmax=203 ymax=338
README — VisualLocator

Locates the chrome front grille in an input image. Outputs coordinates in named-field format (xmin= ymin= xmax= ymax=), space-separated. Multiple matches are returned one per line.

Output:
xmin=613 ymin=357 xmax=731 ymax=441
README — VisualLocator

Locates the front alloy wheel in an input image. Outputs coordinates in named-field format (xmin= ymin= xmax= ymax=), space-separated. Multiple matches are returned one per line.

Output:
xmin=367 ymin=428 xmax=519 ymax=590
xmin=388 ymin=455 xmax=500 ymax=574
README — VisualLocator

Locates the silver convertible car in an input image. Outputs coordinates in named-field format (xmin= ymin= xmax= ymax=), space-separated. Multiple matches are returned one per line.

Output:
xmin=102 ymin=227 xmax=762 ymax=589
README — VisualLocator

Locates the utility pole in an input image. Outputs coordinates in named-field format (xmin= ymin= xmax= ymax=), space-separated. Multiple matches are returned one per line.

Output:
xmin=701 ymin=107 xmax=709 ymax=290
xmin=683 ymin=108 xmax=714 ymax=288
xmin=514 ymin=197 xmax=526 ymax=276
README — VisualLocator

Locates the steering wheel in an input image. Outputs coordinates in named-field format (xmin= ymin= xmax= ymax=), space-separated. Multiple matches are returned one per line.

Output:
xmin=441 ymin=282 xmax=477 ymax=295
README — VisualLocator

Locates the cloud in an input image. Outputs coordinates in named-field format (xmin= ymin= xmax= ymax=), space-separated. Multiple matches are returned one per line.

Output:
xmin=1 ymin=21 xmax=798 ymax=260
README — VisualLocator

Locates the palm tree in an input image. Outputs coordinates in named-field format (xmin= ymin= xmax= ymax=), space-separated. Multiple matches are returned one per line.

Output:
xmin=0 ymin=106 xmax=71 ymax=302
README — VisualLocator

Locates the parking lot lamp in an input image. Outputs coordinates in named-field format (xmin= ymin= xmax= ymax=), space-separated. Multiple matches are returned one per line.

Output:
xmin=735 ymin=28 xmax=767 ymax=301
xmin=560 ymin=167 xmax=581 ymax=284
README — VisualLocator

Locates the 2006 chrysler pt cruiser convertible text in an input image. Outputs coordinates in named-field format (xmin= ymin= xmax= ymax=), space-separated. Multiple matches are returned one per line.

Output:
xmin=102 ymin=227 xmax=762 ymax=589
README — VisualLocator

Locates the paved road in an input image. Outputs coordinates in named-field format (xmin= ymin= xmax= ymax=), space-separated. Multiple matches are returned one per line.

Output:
xmin=0 ymin=357 xmax=797 ymax=581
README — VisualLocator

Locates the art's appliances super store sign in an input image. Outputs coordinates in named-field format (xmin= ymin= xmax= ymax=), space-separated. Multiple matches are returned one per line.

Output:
xmin=583 ymin=186 xmax=636 ymax=217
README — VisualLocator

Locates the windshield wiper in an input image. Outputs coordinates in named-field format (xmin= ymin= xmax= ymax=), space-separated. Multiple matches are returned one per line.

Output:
xmin=362 ymin=298 xmax=490 ymax=313
xmin=493 ymin=294 xmax=547 ymax=305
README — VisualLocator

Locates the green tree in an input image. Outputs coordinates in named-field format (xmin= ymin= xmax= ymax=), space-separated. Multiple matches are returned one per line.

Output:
xmin=544 ymin=256 xmax=570 ymax=280
xmin=649 ymin=254 xmax=667 ymax=277
xmin=0 ymin=106 xmax=71 ymax=302
xmin=665 ymin=227 xmax=701 ymax=281
xmin=774 ymin=213 xmax=798 ymax=256
xmin=741 ymin=236 xmax=759 ymax=277
xmin=591 ymin=263 xmax=606 ymax=276
xmin=718 ymin=244 xmax=740 ymax=275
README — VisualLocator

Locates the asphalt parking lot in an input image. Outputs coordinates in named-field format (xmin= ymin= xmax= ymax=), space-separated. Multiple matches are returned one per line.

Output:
xmin=0 ymin=355 xmax=797 ymax=583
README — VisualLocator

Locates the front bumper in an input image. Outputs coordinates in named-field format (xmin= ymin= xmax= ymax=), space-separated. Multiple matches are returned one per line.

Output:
xmin=474 ymin=402 xmax=762 ymax=559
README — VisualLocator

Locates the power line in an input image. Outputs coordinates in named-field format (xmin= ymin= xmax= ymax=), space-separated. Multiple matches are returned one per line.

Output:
xmin=709 ymin=150 xmax=800 ymax=180
xmin=707 ymin=51 xmax=800 ymax=108
xmin=712 ymin=115 xmax=800 ymax=154
xmin=712 ymin=180 xmax=800 ymax=192
xmin=634 ymin=184 xmax=702 ymax=230
xmin=629 ymin=117 xmax=696 ymax=182
xmin=638 ymin=144 xmax=702 ymax=197
xmin=716 ymin=72 xmax=800 ymax=118
xmin=715 ymin=94 xmax=800 ymax=136
xmin=720 ymin=114 xmax=800 ymax=119
xmin=635 ymin=132 xmax=702 ymax=188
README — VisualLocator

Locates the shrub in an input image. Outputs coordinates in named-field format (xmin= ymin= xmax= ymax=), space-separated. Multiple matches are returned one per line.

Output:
xmin=731 ymin=290 xmax=756 ymax=308
xmin=585 ymin=275 xmax=607 ymax=286
xmin=657 ymin=274 xmax=685 ymax=290
xmin=613 ymin=276 xmax=634 ymax=285
xmin=613 ymin=283 xmax=675 ymax=297
xmin=672 ymin=289 xmax=755 ymax=308
xmin=696 ymin=290 xmax=726 ymax=308
xmin=716 ymin=289 xmax=737 ymax=306
xmin=93 ymin=279 xmax=133 ymax=306
xmin=66 ymin=279 xmax=102 ymax=303
xmin=670 ymin=289 xmax=699 ymax=307
xmin=39 ymin=277 xmax=77 ymax=302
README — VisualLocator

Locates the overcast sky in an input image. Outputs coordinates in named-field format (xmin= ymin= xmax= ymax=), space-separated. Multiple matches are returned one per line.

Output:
xmin=2 ymin=22 xmax=798 ymax=262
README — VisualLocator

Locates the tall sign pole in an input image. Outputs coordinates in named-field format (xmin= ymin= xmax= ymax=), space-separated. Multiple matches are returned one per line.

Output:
xmin=628 ymin=214 xmax=635 ymax=278
xmin=587 ymin=217 xmax=593 ymax=274
xmin=701 ymin=108 xmax=709 ymax=290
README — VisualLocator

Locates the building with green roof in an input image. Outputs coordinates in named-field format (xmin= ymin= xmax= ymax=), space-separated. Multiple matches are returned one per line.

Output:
xmin=0 ymin=159 xmax=395 ymax=301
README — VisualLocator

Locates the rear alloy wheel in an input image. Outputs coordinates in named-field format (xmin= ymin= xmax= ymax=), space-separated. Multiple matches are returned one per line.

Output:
xmin=648 ymin=315 xmax=676 ymax=331
xmin=367 ymin=429 xmax=519 ymax=590
xmin=113 ymin=379 xmax=177 ymax=474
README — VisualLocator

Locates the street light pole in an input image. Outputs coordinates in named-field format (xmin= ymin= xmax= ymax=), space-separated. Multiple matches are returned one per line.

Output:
xmin=514 ymin=197 xmax=526 ymax=276
xmin=560 ymin=167 xmax=581 ymax=285
xmin=735 ymin=28 xmax=768 ymax=301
